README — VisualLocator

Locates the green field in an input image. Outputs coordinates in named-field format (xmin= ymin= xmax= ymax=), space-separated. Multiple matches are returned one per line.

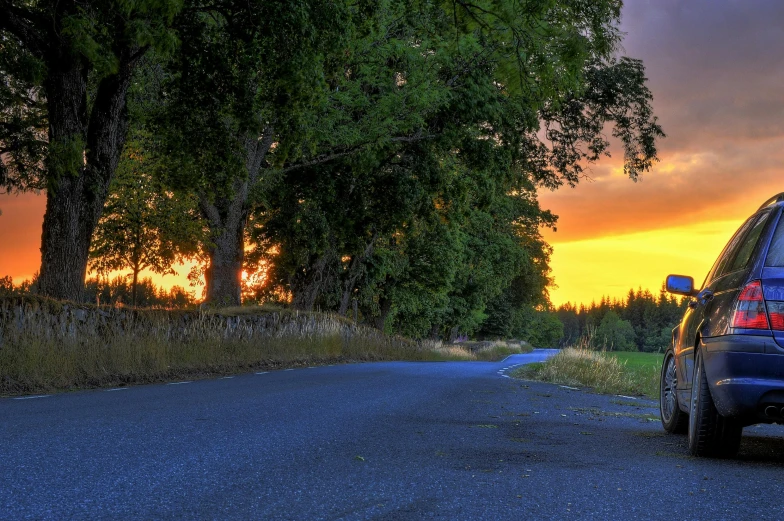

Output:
xmin=607 ymin=352 xmax=664 ymax=372
xmin=607 ymin=352 xmax=663 ymax=397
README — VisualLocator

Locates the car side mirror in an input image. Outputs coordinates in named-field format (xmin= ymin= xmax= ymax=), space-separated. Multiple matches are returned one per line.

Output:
xmin=665 ymin=274 xmax=698 ymax=297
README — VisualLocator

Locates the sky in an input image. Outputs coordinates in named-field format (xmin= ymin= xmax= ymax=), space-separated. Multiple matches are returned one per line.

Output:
xmin=539 ymin=0 xmax=784 ymax=306
xmin=2 ymin=0 xmax=784 ymax=306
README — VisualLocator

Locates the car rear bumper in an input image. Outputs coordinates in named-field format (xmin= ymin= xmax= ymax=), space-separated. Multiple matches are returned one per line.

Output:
xmin=702 ymin=334 xmax=784 ymax=421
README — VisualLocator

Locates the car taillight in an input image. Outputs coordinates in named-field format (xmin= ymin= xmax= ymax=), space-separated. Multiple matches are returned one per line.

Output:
xmin=767 ymin=301 xmax=784 ymax=330
xmin=732 ymin=280 xmax=769 ymax=329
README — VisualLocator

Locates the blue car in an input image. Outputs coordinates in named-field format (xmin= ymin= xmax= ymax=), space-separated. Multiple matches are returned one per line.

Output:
xmin=661 ymin=193 xmax=784 ymax=457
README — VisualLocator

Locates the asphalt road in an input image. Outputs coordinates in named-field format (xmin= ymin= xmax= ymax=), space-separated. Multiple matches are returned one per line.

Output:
xmin=4 ymin=349 xmax=784 ymax=520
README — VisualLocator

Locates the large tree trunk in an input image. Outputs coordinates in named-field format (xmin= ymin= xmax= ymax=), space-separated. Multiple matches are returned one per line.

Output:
xmin=337 ymin=235 xmax=377 ymax=316
xmin=202 ymin=198 xmax=246 ymax=306
xmin=201 ymin=132 xmax=274 ymax=306
xmin=290 ymin=249 xmax=339 ymax=312
xmin=37 ymin=41 xmax=141 ymax=302
xmin=372 ymin=297 xmax=393 ymax=331
xmin=36 ymin=56 xmax=90 ymax=301
xmin=38 ymin=176 xmax=97 ymax=301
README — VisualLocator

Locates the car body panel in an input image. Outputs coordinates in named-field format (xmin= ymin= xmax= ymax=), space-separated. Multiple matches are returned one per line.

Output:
xmin=702 ymin=335 xmax=784 ymax=422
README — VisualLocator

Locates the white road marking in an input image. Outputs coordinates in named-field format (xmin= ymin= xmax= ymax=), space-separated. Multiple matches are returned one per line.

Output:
xmin=617 ymin=395 xmax=637 ymax=400
xmin=307 ymin=367 xmax=317 ymax=369
xmin=502 ymin=375 xmax=510 ymax=378
xmin=167 ymin=381 xmax=192 ymax=385
xmin=559 ymin=385 xmax=579 ymax=391
xmin=222 ymin=376 xmax=235 ymax=379
xmin=255 ymin=371 xmax=269 ymax=375
xmin=284 ymin=369 xmax=295 ymax=372
xmin=13 ymin=395 xmax=49 ymax=400
xmin=105 ymin=388 xmax=128 ymax=392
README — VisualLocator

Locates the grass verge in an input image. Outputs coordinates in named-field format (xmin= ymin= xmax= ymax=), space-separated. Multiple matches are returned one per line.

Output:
xmin=0 ymin=296 xmax=532 ymax=396
xmin=512 ymin=348 xmax=662 ymax=398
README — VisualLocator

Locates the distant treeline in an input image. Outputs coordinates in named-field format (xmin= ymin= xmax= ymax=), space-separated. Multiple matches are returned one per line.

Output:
xmin=0 ymin=276 xmax=196 ymax=309
xmin=1 ymin=274 xmax=688 ymax=350
xmin=556 ymin=288 xmax=688 ymax=352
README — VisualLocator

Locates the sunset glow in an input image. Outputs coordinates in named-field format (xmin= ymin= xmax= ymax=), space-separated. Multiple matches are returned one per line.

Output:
xmin=544 ymin=220 xmax=743 ymax=307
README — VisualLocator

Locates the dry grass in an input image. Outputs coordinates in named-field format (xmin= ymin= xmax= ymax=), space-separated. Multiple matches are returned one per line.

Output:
xmin=0 ymin=296 xmax=424 ymax=395
xmin=473 ymin=341 xmax=534 ymax=361
xmin=425 ymin=340 xmax=533 ymax=362
xmin=512 ymin=347 xmax=659 ymax=398
xmin=0 ymin=296 xmax=532 ymax=396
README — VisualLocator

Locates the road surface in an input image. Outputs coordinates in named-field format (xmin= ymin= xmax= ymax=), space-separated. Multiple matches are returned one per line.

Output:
xmin=3 ymin=349 xmax=784 ymax=520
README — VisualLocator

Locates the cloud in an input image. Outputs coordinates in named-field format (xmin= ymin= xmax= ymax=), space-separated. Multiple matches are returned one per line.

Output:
xmin=620 ymin=0 xmax=784 ymax=150
xmin=541 ymin=0 xmax=784 ymax=243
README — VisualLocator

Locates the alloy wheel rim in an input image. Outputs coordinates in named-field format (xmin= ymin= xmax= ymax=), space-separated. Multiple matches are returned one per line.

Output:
xmin=661 ymin=356 xmax=678 ymax=422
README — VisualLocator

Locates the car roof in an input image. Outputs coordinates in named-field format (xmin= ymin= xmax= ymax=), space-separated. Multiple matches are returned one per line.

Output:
xmin=758 ymin=193 xmax=784 ymax=211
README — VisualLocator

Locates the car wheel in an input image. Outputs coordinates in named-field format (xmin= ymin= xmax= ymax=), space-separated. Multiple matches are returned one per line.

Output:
xmin=688 ymin=348 xmax=743 ymax=457
xmin=660 ymin=351 xmax=687 ymax=434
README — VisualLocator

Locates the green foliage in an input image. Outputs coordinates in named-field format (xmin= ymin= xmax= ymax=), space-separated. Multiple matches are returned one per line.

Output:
xmin=2 ymin=0 xmax=664 ymax=324
xmin=0 ymin=33 xmax=47 ymax=192
xmin=595 ymin=310 xmax=636 ymax=351
xmin=0 ymin=273 xmax=194 ymax=308
xmin=0 ymin=275 xmax=34 ymax=297
xmin=0 ymin=0 xmax=184 ymax=193
xmin=154 ymin=0 xmax=350 ymax=194
xmin=516 ymin=309 xmax=564 ymax=348
xmin=246 ymin=0 xmax=662 ymax=339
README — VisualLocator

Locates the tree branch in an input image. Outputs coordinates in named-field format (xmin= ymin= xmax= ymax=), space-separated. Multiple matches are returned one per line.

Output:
xmin=278 ymin=133 xmax=438 ymax=174
xmin=0 ymin=1 xmax=48 ymax=58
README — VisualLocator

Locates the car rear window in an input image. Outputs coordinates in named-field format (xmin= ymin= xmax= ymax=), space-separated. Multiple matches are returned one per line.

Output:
xmin=729 ymin=211 xmax=771 ymax=272
xmin=765 ymin=213 xmax=784 ymax=267
xmin=705 ymin=217 xmax=755 ymax=283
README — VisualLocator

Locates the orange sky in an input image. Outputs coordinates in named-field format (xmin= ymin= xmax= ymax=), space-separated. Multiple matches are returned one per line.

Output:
xmin=2 ymin=1 xmax=783 ymax=306
xmin=537 ymin=0 xmax=784 ymax=306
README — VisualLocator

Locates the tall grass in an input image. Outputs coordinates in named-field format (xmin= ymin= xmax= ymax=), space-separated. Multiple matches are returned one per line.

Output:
xmin=0 ymin=296 xmax=425 ymax=395
xmin=423 ymin=340 xmax=532 ymax=361
xmin=513 ymin=348 xmax=660 ymax=398
xmin=0 ymin=296 xmax=532 ymax=395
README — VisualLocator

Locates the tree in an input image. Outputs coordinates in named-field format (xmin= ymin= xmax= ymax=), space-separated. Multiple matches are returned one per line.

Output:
xmin=88 ymin=137 xmax=204 ymax=307
xmin=516 ymin=309 xmax=564 ymax=348
xmin=595 ymin=310 xmax=636 ymax=351
xmin=252 ymin=0 xmax=663 ymax=337
xmin=0 ymin=0 xmax=181 ymax=301
xmin=556 ymin=302 xmax=581 ymax=347
xmin=158 ymin=0 xmax=664 ymax=308
xmin=151 ymin=0 xmax=351 ymax=306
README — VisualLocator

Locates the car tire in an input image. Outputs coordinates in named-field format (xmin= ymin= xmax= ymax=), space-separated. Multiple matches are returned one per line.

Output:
xmin=688 ymin=348 xmax=743 ymax=458
xmin=660 ymin=351 xmax=688 ymax=434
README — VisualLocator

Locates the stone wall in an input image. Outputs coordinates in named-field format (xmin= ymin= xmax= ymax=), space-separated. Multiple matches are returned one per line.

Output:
xmin=0 ymin=296 xmax=361 ymax=345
